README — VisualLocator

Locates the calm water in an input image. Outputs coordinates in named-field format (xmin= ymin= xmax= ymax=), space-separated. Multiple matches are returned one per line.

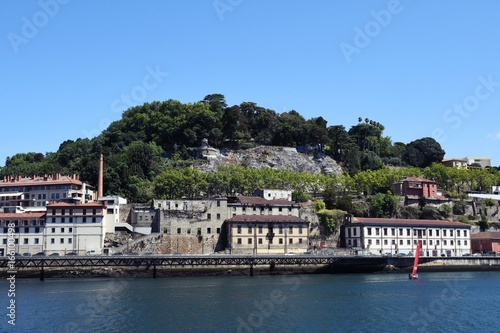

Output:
xmin=1 ymin=271 xmax=499 ymax=333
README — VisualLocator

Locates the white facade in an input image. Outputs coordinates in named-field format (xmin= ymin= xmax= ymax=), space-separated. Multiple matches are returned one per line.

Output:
xmin=98 ymin=195 xmax=127 ymax=233
xmin=253 ymin=189 xmax=293 ymax=201
xmin=343 ymin=217 xmax=471 ymax=257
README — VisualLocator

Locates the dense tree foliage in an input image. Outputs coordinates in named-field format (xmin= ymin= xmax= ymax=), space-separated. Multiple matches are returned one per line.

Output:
xmin=1 ymin=94 xmax=498 ymax=203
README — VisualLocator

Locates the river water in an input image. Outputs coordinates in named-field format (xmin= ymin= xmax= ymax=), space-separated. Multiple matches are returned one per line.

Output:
xmin=1 ymin=271 xmax=499 ymax=332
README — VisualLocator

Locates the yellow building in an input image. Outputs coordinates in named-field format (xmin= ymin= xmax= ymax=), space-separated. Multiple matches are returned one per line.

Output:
xmin=227 ymin=215 xmax=309 ymax=255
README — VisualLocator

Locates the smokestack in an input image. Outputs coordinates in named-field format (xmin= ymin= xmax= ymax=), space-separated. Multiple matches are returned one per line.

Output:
xmin=98 ymin=154 xmax=104 ymax=198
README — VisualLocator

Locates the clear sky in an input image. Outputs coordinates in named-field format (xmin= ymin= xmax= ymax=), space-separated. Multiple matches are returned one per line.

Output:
xmin=1 ymin=0 xmax=500 ymax=167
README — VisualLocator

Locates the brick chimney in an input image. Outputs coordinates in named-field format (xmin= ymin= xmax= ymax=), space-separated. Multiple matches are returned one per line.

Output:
xmin=98 ymin=154 xmax=104 ymax=198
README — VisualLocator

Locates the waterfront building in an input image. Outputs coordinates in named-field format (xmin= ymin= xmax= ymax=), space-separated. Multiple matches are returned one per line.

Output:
xmin=471 ymin=231 xmax=500 ymax=255
xmin=153 ymin=190 xmax=302 ymax=253
xmin=0 ymin=173 xmax=95 ymax=213
xmin=0 ymin=212 xmax=45 ymax=256
xmin=227 ymin=214 xmax=309 ymax=254
xmin=341 ymin=215 xmax=471 ymax=257
xmin=44 ymin=201 xmax=106 ymax=255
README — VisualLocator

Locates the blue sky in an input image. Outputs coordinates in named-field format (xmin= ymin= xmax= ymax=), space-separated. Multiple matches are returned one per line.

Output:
xmin=1 ymin=0 xmax=500 ymax=167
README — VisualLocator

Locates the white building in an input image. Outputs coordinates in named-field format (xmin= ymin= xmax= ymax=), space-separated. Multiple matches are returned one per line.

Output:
xmin=97 ymin=195 xmax=128 ymax=234
xmin=0 ymin=212 xmax=46 ymax=256
xmin=464 ymin=156 xmax=491 ymax=168
xmin=342 ymin=216 xmax=471 ymax=257
xmin=43 ymin=201 xmax=106 ymax=255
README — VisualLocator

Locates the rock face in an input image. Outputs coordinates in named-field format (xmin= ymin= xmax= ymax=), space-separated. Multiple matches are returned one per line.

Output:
xmin=196 ymin=145 xmax=343 ymax=175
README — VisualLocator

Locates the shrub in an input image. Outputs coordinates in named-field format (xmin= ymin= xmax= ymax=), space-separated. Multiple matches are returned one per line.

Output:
xmin=483 ymin=198 xmax=496 ymax=207
xmin=438 ymin=204 xmax=451 ymax=218
xmin=457 ymin=216 xmax=470 ymax=224
xmin=452 ymin=201 xmax=468 ymax=215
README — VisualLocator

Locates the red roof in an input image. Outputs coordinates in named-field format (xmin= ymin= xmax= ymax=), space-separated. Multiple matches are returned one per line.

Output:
xmin=471 ymin=232 xmax=500 ymax=240
xmin=350 ymin=217 xmax=470 ymax=229
xmin=0 ymin=212 xmax=45 ymax=219
xmin=0 ymin=175 xmax=83 ymax=187
xmin=47 ymin=202 xmax=105 ymax=208
xmin=228 ymin=215 xmax=307 ymax=223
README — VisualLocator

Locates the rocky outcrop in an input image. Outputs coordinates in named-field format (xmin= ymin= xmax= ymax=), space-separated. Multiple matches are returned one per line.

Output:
xmin=196 ymin=145 xmax=343 ymax=175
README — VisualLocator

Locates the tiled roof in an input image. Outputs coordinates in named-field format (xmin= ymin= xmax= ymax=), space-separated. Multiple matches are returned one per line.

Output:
xmin=350 ymin=217 xmax=470 ymax=228
xmin=471 ymin=232 xmax=500 ymax=240
xmin=0 ymin=212 xmax=45 ymax=219
xmin=235 ymin=196 xmax=294 ymax=206
xmin=0 ymin=175 xmax=83 ymax=187
xmin=47 ymin=202 xmax=105 ymax=208
xmin=228 ymin=215 xmax=307 ymax=223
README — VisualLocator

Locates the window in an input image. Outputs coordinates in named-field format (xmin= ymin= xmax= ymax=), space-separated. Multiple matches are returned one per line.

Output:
xmin=23 ymin=238 xmax=29 ymax=244
xmin=237 ymin=238 xmax=242 ymax=245
xmin=450 ymin=230 xmax=453 ymax=237
xmin=399 ymin=228 xmax=403 ymax=236
xmin=23 ymin=220 xmax=28 ymax=226
xmin=458 ymin=240 xmax=461 ymax=246
xmin=217 ymin=228 xmax=221 ymax=234
xmin=384 ymin=240 xmax=388 ymax=245
xmin=237 ymin=226 xmax=242 ymax=234
xmin=457 ymin=230 xmax=460 ymax=237
xmin=429 ymin=230 xmax=433 ymax=237
xmin=207 ymin=213 xmax=211 ymax=220
xmin=34 ymin=238 xmax=39 ymax=244
xmin=51 ymin=228 xmax=55 ymax=233
xmin=92 ymin=217 xmax=96 ymax=223
xmin=464 ymin=230 xmax=467 ymax=237
xmin=177 ymin=228 xmax=181 ymax=234
xmin=376 ymin=228 xmax=380 ymax=236
xmin=289 ymin=226 xmax=293 ymax=234
xmin=392 ymin=240 xmax=395 ymax=245
xmin=258 ymin=238 xmax=263 ymax=244
xmin=299 ymin=238 xmax=303 ymax=244
xmin=248 ymin=238 xmax=252 ymax=244
xmin=423 ymin=240 xmax=426 ymax=245
xmin=367 ymin=228 xmax=372 ymax=236
xmin=61 ymin=238 xmax=65 ymax=244
xmin=217 ymin=214 xmax=221 ymax=220
xmin=407 ymin=240 xmax=411 ymax=245
xmin=289 ymin=238 xmax=293 ymax=244
xmin=429 ymin=240 xmax=433 ymax=246
xmin=436 ymin=230 xmax=440 ymax=237
xmin=35 ymin=227 xmax=40 ymax=233
xmin=258 ymin=227 xmax=263 ymax=234
xmin=68 ymin=238 xmax=72 ymax=244
xmin=69 ymin=228 xmax=72 ymax=233
xmin=450 ymin=240 xmax=454 ymax=245
xmin=436 ymin=240 xmax=440 ymax=245
xmin=399 ymin=240 xmax=403 ymax=245
xmin=353 ymin=228 xmax=357 ymax=236
xmin=82 ymin=217 xmax=87 ymax=223
xmin=83 ymin=209 xmax=86 ymax=215
xmin=406 ymin=229 xmax=410 ymax=236
xmin=391 ymin=228 xmax=395 ymax=236
xmin=443 ymin=230 xmax=447 ymax=237
xmin=368 ymin=239 xmax=372 ymax=245
xmin=50 ymin=238 xmax=55 ymax=244
xmin=207 ymin=228 xmax=211 ymax=234
xmin=217 ymin=200 xmax=220 ymax=207
xmin=24 ymin=227 xmax=29 ymax=233
xmin=443 ymin=240 xmax=447 ymax=245
xmin=61 ymin=228 xmax=65 ymax=233
xmin=279 ymin=238 xmax=283 ymax=244
xmin=61 ymin=209 xmax=65 ymax=215
xmin=383 ymin=228 xmax=387 ymax=236
xmin=376 ymin=240 xmax=380 ymax=245
xmin=279 ymin=227 xmax=283 ymax=234
xmin=61 ymin=217 xmax=65 ymax=223
xmin=299 ymin=226 xmax=303 ymax=234
xmin=464 ymin=240 xmax=467 ymax=246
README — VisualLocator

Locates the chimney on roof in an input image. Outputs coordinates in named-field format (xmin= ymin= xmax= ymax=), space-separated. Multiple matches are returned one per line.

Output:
xmin=98 ymin=154 xmax=104 ymax=198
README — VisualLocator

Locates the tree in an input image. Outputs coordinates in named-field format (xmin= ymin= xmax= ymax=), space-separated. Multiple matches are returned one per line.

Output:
xmin=403 ymin=137 xmax=445 ymax=168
